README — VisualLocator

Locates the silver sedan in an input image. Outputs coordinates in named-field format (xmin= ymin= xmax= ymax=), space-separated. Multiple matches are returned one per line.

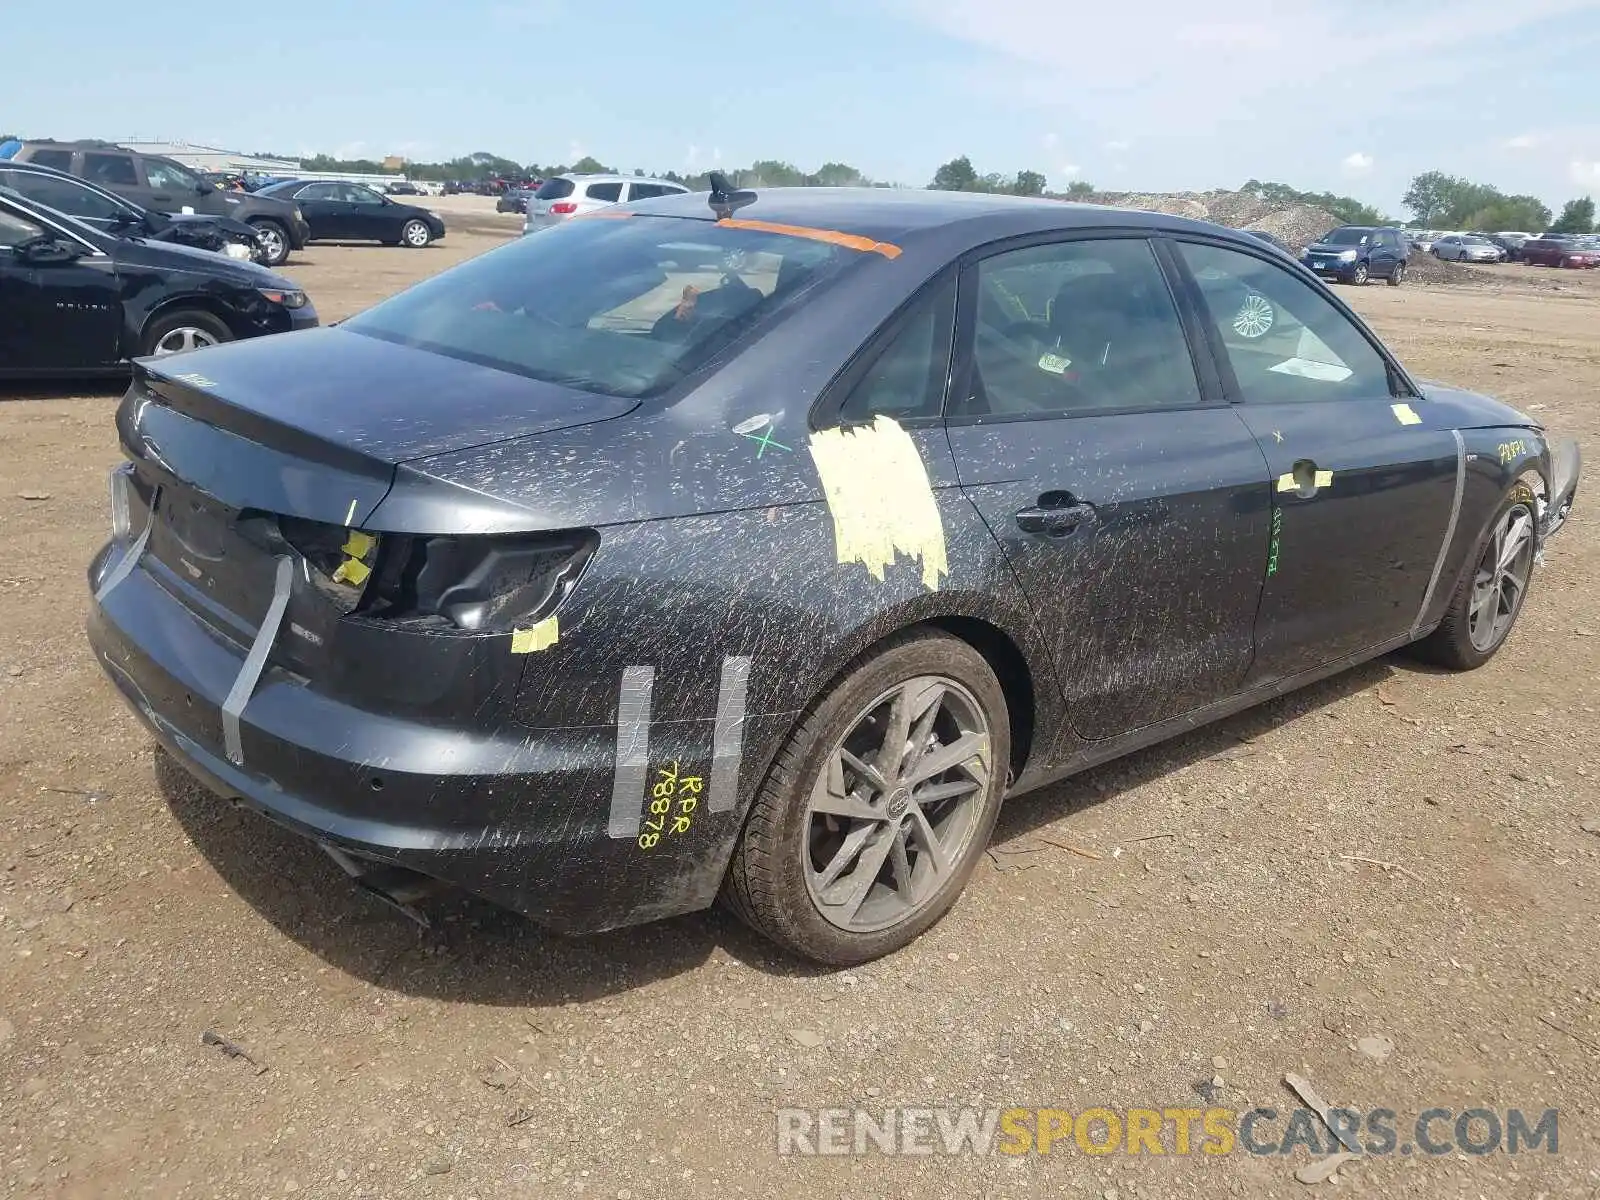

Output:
xmin=1433 ymin=234 xmax=1504 ymax=263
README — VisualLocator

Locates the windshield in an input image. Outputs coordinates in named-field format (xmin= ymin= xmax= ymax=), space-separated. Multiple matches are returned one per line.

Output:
xmin=344 ymin=215 xmax=856 ymax=398
xmin=534 ymin=178 xmax=575 ymax=200
xmin=1323 ymin=228 xmax=1372 ymax=246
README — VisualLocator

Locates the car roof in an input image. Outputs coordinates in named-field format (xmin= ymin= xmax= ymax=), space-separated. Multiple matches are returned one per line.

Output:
xmin=563 ymin=173 xmax=683 ymax=187
xmin=625 ymin=186 xmax=1268 ymax=254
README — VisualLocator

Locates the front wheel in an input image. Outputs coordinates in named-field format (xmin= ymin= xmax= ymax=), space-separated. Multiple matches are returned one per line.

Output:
xmin=401 ymin=219 xmax=433 ymax=248
xmin=141 ymin=309 xmax=232 ymax=358
xmin=1387 ymin=262 xmax=1406 ymax=287
xmin=724 ymin=633 xmax=1009 ymax=965
xmin=1351 ymin=263 xmax=1369 ymax=285
xmin=248 ymin=219 xmax=290 ymax=267
xmin=1410 ymin=481 xmax=1537 ymax=670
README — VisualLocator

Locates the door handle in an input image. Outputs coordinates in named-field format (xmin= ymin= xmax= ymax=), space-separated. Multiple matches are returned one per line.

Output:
xmin=1016 ymin=497 xmax=1098 ymax=537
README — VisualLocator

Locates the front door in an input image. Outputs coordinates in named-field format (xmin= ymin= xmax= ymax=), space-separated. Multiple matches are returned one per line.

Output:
xmin=0 ymin=203 xmax=121 ymax=371
xmin=1171 ymin=239 xmax=1460 ymax=680
xmin=946 ymin=235 xmax=1271 ymax=742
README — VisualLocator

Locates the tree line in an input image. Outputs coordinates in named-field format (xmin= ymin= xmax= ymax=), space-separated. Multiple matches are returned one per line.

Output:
xmin=1402 ymin=170 xmax=1595 ymax=233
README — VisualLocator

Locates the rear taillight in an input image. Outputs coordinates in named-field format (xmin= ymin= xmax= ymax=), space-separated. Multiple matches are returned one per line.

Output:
xmin=549 ymin=202 xmax=578 ymax=215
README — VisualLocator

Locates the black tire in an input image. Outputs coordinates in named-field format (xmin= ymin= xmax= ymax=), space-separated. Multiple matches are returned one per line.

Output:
xmin=1410 ymin=479 xmax=1538 ymax=671
xmin=140 ymin=309 xmax=233 ymax=358
xmin=400 ymin=219 xmax=432 ymax=248
xmin=248 ymin=219 xmax=291 ymax=267
xmin=1387 ymin=262 xmax=1405 ymax=286
xmin=723 ymin=632 xmax=1010 ymax=966
xmin=1351 ymin=263 xmax=1369 ymax=285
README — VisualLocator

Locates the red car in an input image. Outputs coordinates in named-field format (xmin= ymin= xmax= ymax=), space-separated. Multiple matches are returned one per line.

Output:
xmin=1522 ymin=235 xmax=1599 ymax=268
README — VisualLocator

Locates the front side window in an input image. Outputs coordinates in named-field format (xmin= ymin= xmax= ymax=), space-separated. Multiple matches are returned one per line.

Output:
xmin=0 ymin=204 xmax=45 ymax=248
xmin=964 ymin=237 xmax=1203 ymax=418
xmin=837 ymin=277 xmax=956 ymax=423
xmin=144 ymin=159 xmax=201 ymax=191
xmin=344 ymin=215 xmax=853 ymax=398
xmin=344 ymin=185 xmax=385 ymax=206
xmin=83 ymin=153 xmax=137 ymax=186
xmin=1176 ymin=241 xmax=1396 ymax=403
xmin=0 ymin=171 xmax=124 ymax=221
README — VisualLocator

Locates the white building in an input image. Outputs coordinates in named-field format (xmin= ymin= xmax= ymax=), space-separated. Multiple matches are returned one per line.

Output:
xmin=119 ymin=141 xmax=301 ymax=175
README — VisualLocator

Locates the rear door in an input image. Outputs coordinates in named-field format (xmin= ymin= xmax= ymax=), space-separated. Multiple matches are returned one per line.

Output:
xmin=1170 ymin=238 xmax=1460 ymax=681
xmin=290 ymin=182 xmax=343 ymax=239
xmin=81 ymin=151 xmax=155 ymax=209
xmin=945 ymin=234 xmax=1271 ymax=742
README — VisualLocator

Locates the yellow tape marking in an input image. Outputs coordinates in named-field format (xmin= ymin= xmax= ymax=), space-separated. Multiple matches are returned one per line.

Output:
xmin=331 ymin=558 xmax=371 ymax=586
xmin=1391 ymin=402 xmax=1422 ymax=425
xmin=510 ymin=615 xmax=560 ymax=654
xmin=1314 ymin=469 xmax=1333 ymax=488
xmin=342 ymin=531 xmax=375 ymax=559
xmin=1276 ymin=473 xmax=1299 ymax=492
xmin=808 ymin=415 xmax=948 ymax=590
xmin=715 ymin=217 xmax=902 ymax=259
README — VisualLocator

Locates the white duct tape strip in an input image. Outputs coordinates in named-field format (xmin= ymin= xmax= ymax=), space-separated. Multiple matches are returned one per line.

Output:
xmin=709 ymin=655 xmax=751 ymax=813
xmin=93 ymin=509 xmax=154 ymax=604
xmin=1412 ymin=429 xmax=1467 ymax=638
xmin=607 ymin=666 xmax=655 ymax=838
xmin=221 ymin=556 xmax=294 ymax=767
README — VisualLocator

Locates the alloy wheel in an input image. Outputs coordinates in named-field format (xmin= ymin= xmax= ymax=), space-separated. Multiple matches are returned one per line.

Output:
xmin=1467 ymin=503 xmax=1535 ymax=652
xmin=152 ymin=326 xmax=220 ymax=356
xmin=254 ymin=226 xmax=285 ymax=263
xmin=803 ymin=676 xmax=990 ymax=933
xmin=403 ymin=221 xmax=431 ymax=247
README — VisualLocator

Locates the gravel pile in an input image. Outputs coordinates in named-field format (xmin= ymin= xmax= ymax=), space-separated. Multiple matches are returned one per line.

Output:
xmin=1080 ymin=188 xmax=1339 ymax=250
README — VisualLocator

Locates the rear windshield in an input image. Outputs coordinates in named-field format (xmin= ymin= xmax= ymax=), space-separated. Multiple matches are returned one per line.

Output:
xmin=344 ymin=215 xmax=854 ymax=398
xmin=534 ymin=178 xmax=575 ymax=200
xmin=1323 ymin=228 xmax=1372 ymax=245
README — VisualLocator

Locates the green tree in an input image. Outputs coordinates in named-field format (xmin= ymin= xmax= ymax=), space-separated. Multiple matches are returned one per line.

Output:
xmin=567 ymin=155 xmax=613 ymax=175
xmin=929 ymin=155 xmax=980 ymax=191
xmin=1462 ymin=195 xmax=1552 ymax=232
xmin=1064 ymin=180 xmax=1096 ymax=198
xmin=1242 ymin=179 xmax=1381 ymax=226
xmin=1549 ymin=196 xmax=1597 ymax=234
xmin=1010 ymin=169 xmax=1048 ymax=197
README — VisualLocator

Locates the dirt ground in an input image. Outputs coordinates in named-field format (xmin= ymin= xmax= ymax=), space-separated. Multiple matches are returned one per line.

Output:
xmin=3 ymin=224 xmax=1598 ymax=1199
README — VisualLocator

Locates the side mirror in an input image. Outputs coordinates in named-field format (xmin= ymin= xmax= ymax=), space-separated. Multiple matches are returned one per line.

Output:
xmin=16 ymin=235 xmax=88 ymax=265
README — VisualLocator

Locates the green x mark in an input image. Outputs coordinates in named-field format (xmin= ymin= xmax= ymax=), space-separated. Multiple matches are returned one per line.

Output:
xmin=741 ymin=427 xmax=793 ymax=457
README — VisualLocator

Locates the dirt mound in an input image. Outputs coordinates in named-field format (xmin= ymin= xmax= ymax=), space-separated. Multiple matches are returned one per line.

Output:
xmin=1401 ymin=253 xmax=1495 ymax=287
xmin=1080 ymin=188 xmax=1337 ymax=251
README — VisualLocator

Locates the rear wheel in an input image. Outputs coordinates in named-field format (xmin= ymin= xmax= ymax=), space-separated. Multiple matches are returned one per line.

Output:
xmin=1410 ymin=481 xmax=1537 ymax=670
xmin=141 ymin=309 xmax=232 ymax=358
xmin=724 ymin=633 xmax=1009 ymax=965
xmin=248 ymin=219 xmax=290 ymax=267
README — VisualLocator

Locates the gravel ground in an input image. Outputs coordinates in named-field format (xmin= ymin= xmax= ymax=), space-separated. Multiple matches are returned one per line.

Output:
xmin=2 ymin=227 xmax=1598 ymax=1199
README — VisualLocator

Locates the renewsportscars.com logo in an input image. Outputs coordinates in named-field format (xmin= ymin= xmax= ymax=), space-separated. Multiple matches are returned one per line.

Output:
xmin=775 ymin=1106 xmax=1560 ymax=1158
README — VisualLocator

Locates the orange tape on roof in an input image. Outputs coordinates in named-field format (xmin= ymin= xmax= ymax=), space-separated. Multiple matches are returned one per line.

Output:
xmin=715 ymin=217 xmax=902 ymax=259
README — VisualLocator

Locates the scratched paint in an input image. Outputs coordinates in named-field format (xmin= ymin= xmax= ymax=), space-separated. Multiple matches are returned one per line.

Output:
xmin=807 ymin=415 xmax=949 ymax=590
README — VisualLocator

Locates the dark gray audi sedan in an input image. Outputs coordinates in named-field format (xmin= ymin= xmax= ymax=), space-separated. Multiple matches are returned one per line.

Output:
xmin=87 ymin=184 xmax=1579 ymax=964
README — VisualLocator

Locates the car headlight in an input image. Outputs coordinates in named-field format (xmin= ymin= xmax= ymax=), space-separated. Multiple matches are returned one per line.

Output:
xmin=1339 ymin=249 xmax=1359 ymax=261
xmin=258 ymin=287 xmax=309 ymax=309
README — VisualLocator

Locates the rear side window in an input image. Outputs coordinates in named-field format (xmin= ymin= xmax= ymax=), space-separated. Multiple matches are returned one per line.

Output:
xmin=585 ymin=182 xmax=623 ymax=202
xmin=629 ymin=183 xmax=669 ymax=200
xmin=837 ymin=277 xmax=956 ymax=423
xmin=27 ymin=149 xmax=72 ymax=170
xmin=1176 ymin=241 xmax=1395 ymax=403
xmin=83 ymin=153 xmax=137 ymax=186
xmin=296 ymin=183 xmax=339 ymax=201
xmin=344 ymin=215 xmax=853 ymax=398
xmin=0 ymin=204 xmax=45 ymax=248
xmin=0 ymin=170 xmax=124 ymax=221
xmin=964 ymin=238 xmax=1203 ymax=418
xmin=534 ymin=178 xmax=574 ymax=200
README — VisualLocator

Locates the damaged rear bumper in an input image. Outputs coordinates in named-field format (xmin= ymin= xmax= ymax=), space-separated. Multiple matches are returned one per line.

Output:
xmin=85 ymin=540 xmax=768 ymax=935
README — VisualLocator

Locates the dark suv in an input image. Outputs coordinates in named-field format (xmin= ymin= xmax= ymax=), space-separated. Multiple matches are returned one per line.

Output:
xmin=11 ymin=142 xmax=310 ymax=266
xmin=1300 ymin=225 xmax=1409 ymax=285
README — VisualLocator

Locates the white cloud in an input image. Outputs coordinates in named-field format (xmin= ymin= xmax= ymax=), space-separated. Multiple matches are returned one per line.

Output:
xmin=1341 ymin=151 xmax=1374 ymax=175
xmin=567 ymin=139 xmax=585 ymax=163
xmin=1058 ymin=162 xmax=1081 ymax=178
xmin=1504 ymin=132 xmax=1545 ymax=150
xmin=1041 ymin=132 xmax=1060 ymax=150
xmin=1570 ymin=160 xmax=1600 ymax=189
xmin=1105 ymin=139 xmax=1131 ymax=152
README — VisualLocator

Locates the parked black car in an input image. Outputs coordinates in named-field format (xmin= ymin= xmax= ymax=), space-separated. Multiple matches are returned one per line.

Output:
xmin=1300 ymin=225 xmax=1409 ymax=285
xmin=0 ymin=161 xmax=267 ymax=263
xmin=0 ymin=187 xmax=317 ymax=377
xmin=9 ymin=142 xmax=310 ymax=267
xmin=385 ymin=181 xmax=423 ymax=196
xmin=85 ymin=188 xmax=1579 ymax=964
xmin=255 ymin=180 xmax=446 ymax=248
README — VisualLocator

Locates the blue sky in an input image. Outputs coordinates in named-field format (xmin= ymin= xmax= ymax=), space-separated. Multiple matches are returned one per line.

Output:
xmin=9 ymin=0 xmax=1600 ymax=214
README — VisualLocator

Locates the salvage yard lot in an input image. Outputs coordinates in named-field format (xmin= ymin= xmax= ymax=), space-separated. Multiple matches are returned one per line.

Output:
xmin=2 ymin=226 xmax=1598 ymax=1198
